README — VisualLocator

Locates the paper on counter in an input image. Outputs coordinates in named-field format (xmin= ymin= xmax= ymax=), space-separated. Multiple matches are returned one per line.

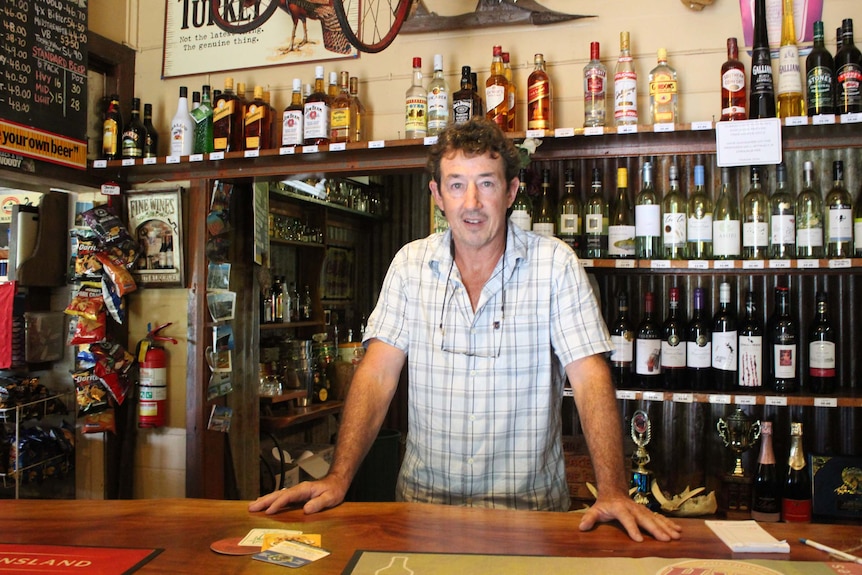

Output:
xmin=705 ymin=520 xmax=791 ymax=553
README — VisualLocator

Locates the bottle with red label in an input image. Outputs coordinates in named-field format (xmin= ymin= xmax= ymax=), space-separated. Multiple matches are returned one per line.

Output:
xmin=720 ymin=37 xmax=746 ymax=120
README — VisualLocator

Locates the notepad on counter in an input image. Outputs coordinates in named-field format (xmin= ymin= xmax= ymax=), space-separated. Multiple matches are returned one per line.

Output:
xmin=705 ymin=520 xmax=791 ymax=553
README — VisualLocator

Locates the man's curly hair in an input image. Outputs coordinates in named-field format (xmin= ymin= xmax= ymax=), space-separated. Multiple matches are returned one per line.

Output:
xmin=426 ymin=118 xmax=521 ymax=185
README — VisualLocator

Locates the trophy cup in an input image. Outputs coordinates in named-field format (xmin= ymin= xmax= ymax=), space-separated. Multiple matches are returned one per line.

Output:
xmin=716 ymin=407 xmax=761 ymax=514
xmin=630 ymin=410 xmax=659 ymax=510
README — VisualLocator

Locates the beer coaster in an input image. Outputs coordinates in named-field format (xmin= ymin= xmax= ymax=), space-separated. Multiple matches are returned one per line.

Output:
xmin=210 ymin=537 xmax=259 ymax=556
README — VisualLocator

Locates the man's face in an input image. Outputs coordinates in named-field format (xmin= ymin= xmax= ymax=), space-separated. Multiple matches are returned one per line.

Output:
xmin=430 ymin=150 xmax=518 ymax=252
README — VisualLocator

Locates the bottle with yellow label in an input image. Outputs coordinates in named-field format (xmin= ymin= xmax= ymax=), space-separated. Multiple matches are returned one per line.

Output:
xmin=649 ymin=48 xmax=679 ymax=124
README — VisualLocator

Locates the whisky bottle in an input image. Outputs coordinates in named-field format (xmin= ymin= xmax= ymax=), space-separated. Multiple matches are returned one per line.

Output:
xmin=330 ymin=71 xmax=353 ymax=143
xmin=776 ymin=0 xmax=805 ymax=118
xmin=304 ymin=66 xmax=331 ymax=145
xmin=583 ymin=42 xmax=607 ymax=128
xmin=661 ymin=287 xmax=686 ymax=390
xmin=713 ymin=167 xmax=741 ymax=260
xmin=121 ymin=97 xmax=146 ymax=159
xmin=282 ymin=78 xmax=304 ymax=147
xmin=687 ymin=287 xmax=712 ymax=391
xmin=711 ymin=282 xmax=738 ymax=392
xmin=213 ymin=77 xmax=244 ymax=153
xmin=510 ymin=169 xmax=532 ymax=231
xmin=742 ymin=166 xmax=770 ymax=259
xmin=635 ymin=291 xmax=662 ymax=389
xmin=485 ymin=46 xmax=508 ymax=129
xmin=502 ymin=51 xmax=516 ymax=132
xmin=452 ymin=66 xmax=477 ymax=125
xmin=796 ymin=161 xmax=824 ymax=258
xmin=613 ymin=32 xmax=638 ymax=126
xmin=142 ymin=103 xmax=159 ymax=158
xmin=836 ymin=19 xmax=862 ymax=114
xmin=662 ymin=164 xmax=687 ymax=259
xmin=648 ymin=48 xmax=678 ymax=125
xmin=739 ymin=290 xmax=763 ymax=389
xmin=327 ymin=71 xmax=338 ymax=99
xmin=169 ymin=86 xmax=194 ymax=157
xmin=427 ymin=54 xmax=450 ymax=136
xmin=584 ymin=168 xmax=609 ymax=258
xmin=687 ymin=165 xmax=713 ymax=259
xmin=191 ymin=84 xmax=214 ymax=154
xmin=806 ymin=21 xmax=836 ymax=116
xmin=635 ymin=161 xmax=661 ymax=259
xmin=349 ymin=76 xmax=366 ymax=142
xmin=825 ymin=160 xmax=853 ymax=258
xmin=768 ymin=286 xmax=798 ymax=393
xmin=405 ymin=57 xmax=427 ymax=139
xmin=808 ymin=291 xmax=836 ymax=394
xmin=751 ymin=420 xmax=780 ymax=522
xmin=244 ymin=86 xmax=272 ymax=151
xmin=102 ymin=94 xmax=122 ymax=160
xmin=720 ymin=37 xmax=746 ymax=121
xmin=782 ymin=422 xmax=812 ymax=522
xmin=471 ymin=72 xmax=484 ymax=116
xmin=557 ymin=168 xmax=582 ymax=254
xmin=610 ymin=290 xmax=634 ymax=388
xmin=769 ymin=163 xmax=795 ymax=259
xmin=608 ymin=167 xmax=635 ymax=258
xmin=749 ymin=0 xmax=776 ymax=119
xmin=532 ymin=169 xmax=556 ymax=236
xmin=527 ymin=53 xmax=553 ymax=131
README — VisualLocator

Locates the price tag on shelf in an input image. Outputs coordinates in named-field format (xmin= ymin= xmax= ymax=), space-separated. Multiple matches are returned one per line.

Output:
xmin=244 ymin=149 xmax=260 ymax=158
xmin=691 ymin=121 xmax=713 ymax=131
xmin=708 ymin=394 xmax=732 ymax=405
xmin=92 ymin=159 xmax=107 ymax=168
xmin=525 ymin=129 xmax=545 ymax=138
xmin=189 ymin=153 xmax=203 ymax=162
xmin=580 ymin=259 xmax=595 ymax=267
xmin=329 ymin=142 xmax=346 ymax=151
xmin=166 ymin=155 xmax=180 ymax=164
xmin=812 ymin=114 xmax=836 ymax=125
xmin=714 ymin=260 xmax=735 ymax=269
xmin=121 ymin=158 xmax=135 ymax=166
xmin=765 ymin=396 xmax=788 ymax=406
xmin=209 ymin=151 xmax=225 ymax=160
xmin=643 ymin=391 xmax=664 ymax=401
xmin=302 ymin=145 xmax=319 ymax=153
xmin=616 ymin=390 xmax=638 ymax=400
xmin=841 ymin=112 xmax=862 ymax=124
xmin=617 ymin=124 xmax=638 ymax=134
xmin=582 ymin=127 xmax=603 ymax=137
xmin=654 ymin=122 xmax=675 ymax=133
xmin=651 ymin=260 xmax=671 ymax=269
xmin=368 ymin=140 xmax=385 ymax=149
xmin=278 ymin=147 xmax=296 ymax=156
xmin=688 ymin=260 xmax=709 ymax=270
xmin=785 ymin=116 xmax=807 ymax=126
xmin=813 ymin=397 xmax=838 ymax=408
xmin=143 ymin=157 xmax=157 ymax=165
xmin=798 ymin=259 xmax=821 ymax=269
xmin=615 ymin=259 xmax=636 ymax=268
xmin=423 ymin=136 xmax=438 ymax=146
xmin=672 ymin=393 xmax=694 ymax=403
xmin=735 ymin=394 xmax=757 ymax=405
xmin=554 ymin=127 xmax=575 ymax=138
xmin=768 ymin=259 xmax=791 ymax=269
xmin=828 ymin=258 xmax=852 ymax=269
xmin=742 ymin=260 xmax=764 ymax=269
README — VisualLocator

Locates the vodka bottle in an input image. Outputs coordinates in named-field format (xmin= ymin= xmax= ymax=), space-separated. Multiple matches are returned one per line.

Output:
xmin=583 ymin=42 xmax=607 ymax=128
xmin=427 ymin=54 xmax=450 ymax=136
xmin=613 ymin=32 xmax=638 ymax=126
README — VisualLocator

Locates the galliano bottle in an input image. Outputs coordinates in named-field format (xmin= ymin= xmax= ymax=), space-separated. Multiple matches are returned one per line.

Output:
xmin=749 ymin=0 xmax=776 ymax=118
xmin=613 ymin=32 xmax=638 ymax=126
xmin=776 ymin=0 xmax=805 ymax=118
xmin=584 ymin=42 xmax=607 ymax=128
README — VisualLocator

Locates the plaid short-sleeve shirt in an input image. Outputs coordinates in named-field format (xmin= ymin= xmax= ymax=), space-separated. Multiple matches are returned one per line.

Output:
xmin=364 ymin=223 xmax=612 ymax=511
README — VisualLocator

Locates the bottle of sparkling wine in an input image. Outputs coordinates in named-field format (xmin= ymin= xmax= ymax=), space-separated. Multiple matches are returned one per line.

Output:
xmin=610 ymin=291 xmax=634 ymax=388
xmin=768 ymin=286 xmax=798 ymax=393
xmin=687 ymin=287 xmax=712 ymax=391
xmin=711 ymin=282 xmax=738 ymax=392
xmin=782 ymin=422 xmax=812 ymax=522
xmin=635 ymin=291 xmax=662 ymax=389
xmin=751 ymin=421 xmax=781 ymax=522
xmin=635 ymin=161 xmax=661 ymax=259
xmin=808 ymin=291 xmax=836 ymax=394
xmin=662 ymin=287 xmax=687 ymax=390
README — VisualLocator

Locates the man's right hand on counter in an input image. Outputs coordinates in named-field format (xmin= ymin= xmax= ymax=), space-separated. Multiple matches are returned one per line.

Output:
xmin=248 ymin=472 xmax=350 ymax=515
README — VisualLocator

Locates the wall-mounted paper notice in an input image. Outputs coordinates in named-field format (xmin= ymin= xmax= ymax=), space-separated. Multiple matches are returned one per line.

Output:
xmin=715 ymin=118 xmax=782 ymax=167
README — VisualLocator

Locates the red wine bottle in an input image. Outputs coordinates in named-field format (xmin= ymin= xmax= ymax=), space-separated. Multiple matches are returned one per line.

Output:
xmin=687 ymin=287 xmax=712 ymax=391
xmin=808 ymin=291 xmax=836 ymax=394
xmin=610 ymin=291 xmax=633 ymax=388
xmin=635 ymin=291 xmax=662 ymax=389
xmin=661 ymin=287 xmax=686 ymax=390
xmin=768 ymin=286 xmax=798 ymax=393
xmin=738 ymin=291 xmax=763 ymax=389
xmin=711 ymin=282 xmax=738 ymax=392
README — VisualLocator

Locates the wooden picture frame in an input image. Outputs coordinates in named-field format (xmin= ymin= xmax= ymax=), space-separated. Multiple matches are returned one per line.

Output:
xmin=126 ymin=188 xmax=185 ymax=287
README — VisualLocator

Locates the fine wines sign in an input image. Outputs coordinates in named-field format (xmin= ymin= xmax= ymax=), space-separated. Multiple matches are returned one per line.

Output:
xmin=0 ymin=0 xmax=88 ymax=169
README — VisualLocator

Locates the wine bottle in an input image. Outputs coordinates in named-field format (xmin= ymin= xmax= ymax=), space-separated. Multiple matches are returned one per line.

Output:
xmin=583 ymin=42 xmax=607 ymax=128
xmin=687 ymin=165 xmax=713 ymax=259
xmin=854 ymin=177 xmax=862 ymax=257
xmin=610 ymin=291 xmax=634 ymax=388
xmin=711 ymin=282 xmax=738 ymax=392
xmin=806 ymin=21 xmax=836 ymax=116
xmin=608 ymin=167 xmax=635 ymax=258
xmin=662 ymin=164 xmax=687 ymax=259
xmin=749 ymin=0 xmax=776 ymax=119
xmin=769 ymin=163 xmax=796 ymax=259
xmin=808 ymin=291 xmax=836 ymax=394
xmin=102 ymin=94 xmax=122 ymax=160
xmin=687 ymin=287 xmax=712 ymax=391
xmin=836 ymin=19 xmax=862 ymax=115
xmin=635 ymin=291 xmax=662 ymax=389
xmin=169 ymin=86 xmax=194 ymax=157
xmin=558 ymin=168 xmax=583 ymax=254
xmin=751 ymin=421 xmax=781 ymax=522
xmin=528 ymin=53 xmax=553 ymax=130
xmin=648 ymin=48 xmax=679 ymax=125
xmin=427 ymin=54 xmax=450 ymax=136
xmin=720 ymin=37 xmax=746 ymax=121
xmin=739 ymin=290 xmax=763 ymax=389
xmin=510 ymin=169 xmax=533 ymax=231
xmin=782 ymin=422 xmax=812 ymax=522
xmin=584 ymin=168 xmax=609 ymax=258
xmin=405 ymin=57 xmax=428 ymax=139
xmin=485 ymin=45 xmax=508 ymax=130
xmin=304 ymin=66 xmax=331 ymax=145
xmin=661 ymin=287 xmax=686 ymax=390
xmin=825 ymin=160 xmax=853 ymax=258
xmin=121 ymin=97 xmax=146 ymax=159
xmin=635 ymin=161 xmax=661 ymax=259
xmin=776 ymin=0 xmax=805 ymax=118
xmin=713 ymin=167 xmax=741 ymax=260
xmin=796 ymin=161 xmax=824 ymax=259
xmin=142 ymin=103 xmax=159 ymax=158
xmin=742 ymin=166 xmax=770 ymax=260
xmin=532 ymin=169 xmax=556 ymax=237
xmin=768 ymin=286 xmax=798 ymax=393
xmin=614 ymin=31 xmax=638 ymax=126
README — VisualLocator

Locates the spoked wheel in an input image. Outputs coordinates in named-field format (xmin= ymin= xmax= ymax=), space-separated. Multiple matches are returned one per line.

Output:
xmin=332 ymin=0 xmax=413 ymax=53
xmin=210 ymin=0 xmax=280 ymax=34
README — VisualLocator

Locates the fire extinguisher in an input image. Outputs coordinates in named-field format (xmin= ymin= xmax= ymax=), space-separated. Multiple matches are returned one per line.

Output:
xmin=137 ymin=322 xmax=178 ymax=428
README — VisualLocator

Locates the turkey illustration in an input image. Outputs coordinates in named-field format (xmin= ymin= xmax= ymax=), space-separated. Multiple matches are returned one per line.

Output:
xmin=280 ymin=0 xmax=352 ymax=54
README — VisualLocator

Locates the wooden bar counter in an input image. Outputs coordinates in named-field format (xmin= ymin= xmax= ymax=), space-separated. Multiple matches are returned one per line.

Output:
xmin=2 ymin=499 xmax=861 ymax=574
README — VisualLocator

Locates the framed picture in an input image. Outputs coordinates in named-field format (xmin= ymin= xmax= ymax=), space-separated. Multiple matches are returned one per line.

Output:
xmin=126 ymin=188 xmax=184 ymax=287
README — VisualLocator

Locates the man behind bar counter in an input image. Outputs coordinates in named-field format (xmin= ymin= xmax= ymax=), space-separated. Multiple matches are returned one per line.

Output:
xmin=250 ymin=117 xmax=682 ymax=542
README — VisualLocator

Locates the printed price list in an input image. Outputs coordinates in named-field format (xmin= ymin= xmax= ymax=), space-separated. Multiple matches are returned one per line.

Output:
xmin=0 ymin=0 xmax=87 ymax=140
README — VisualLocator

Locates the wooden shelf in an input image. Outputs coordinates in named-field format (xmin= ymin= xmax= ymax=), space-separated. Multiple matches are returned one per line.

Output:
xmin=260 ymin=320 xmax=325 ymax=331
xmin=259 ymin=390 xmax=306 ymax=405
xmin=563 ymin=387 xmax=862 ymax=408
xmin=581 ymin=258 xmax=862 ymax=274
xmin=260 ymin=401 xmax=344 ymax=433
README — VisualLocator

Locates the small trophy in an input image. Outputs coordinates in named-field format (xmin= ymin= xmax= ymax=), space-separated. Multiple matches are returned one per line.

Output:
xmin=716 ymin=407 xmax=761 ymax=514
xmin=630 ymin=410 xmax=658 ymax=510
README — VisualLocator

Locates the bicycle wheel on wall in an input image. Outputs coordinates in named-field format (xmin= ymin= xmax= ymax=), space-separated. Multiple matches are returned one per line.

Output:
xmin=211 ymin=0 xmax=280 ymax=34
xmin=332 ymin=0 xmax=413 ymax=53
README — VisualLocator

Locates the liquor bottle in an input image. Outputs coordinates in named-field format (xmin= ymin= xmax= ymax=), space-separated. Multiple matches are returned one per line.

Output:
xmin=557 ymin=168 xmax=582 ymax=254
xmin=825 ymin=160 xmax=853 ymax=258
xmin=661 ymin=287 xmax=686 ymax=390
xmin=608 ymin=167 xmax=635 ymax=258
xmin=806 ymin=21 xmax=836 ymax=116
xmin=648 ymin=48 xmax=678 ymax=125
xmin=782 ymin=422 xmax=812 ymax=522
xmin=808 ymin=292 xmax=836 ymax=394
xmin=584 ymin=168 xmax=609 ymax=258
xmin=742 ymin=166 xmax=770 ymax=259
xmin=302 ymin=285 xmax=313 ymax=320
xmin=769 ymin=164 xmax=796 ymax=259
xmin=838 ymin=27 xmax=844 ymax=53
xmin=687 ymin=287 xmax=712 ymax=391
xmin=349 ymin=76 xmax=366 ymax=142
xmin=304 ymin=66 xmax=331 ymax=145
xmin=121 ymin=97 xmax=146 ymax=159
xmin=261 ymin=288 xmax=273 ymax=324
xmin=330 ymin=71 xmax=354 ymax=143
xmin=635 ymin=161 xmax=661 ymax=259
xmin=613 ymin=32 xmax=638 ymax=126
xmin=169 ymin=86 xmax=194 ymax=157
xmin=583 ymin=42 xmax=607 ymax=128
xmin=102 ymin=94 xmax=122 ymax=160
xmin=282 ymin=78 xmax=304 ymax=147
xmin=427 ymin=54 xmax=450 ymax=136
xmin=796 ymin=161 xmax=824 ymax=258
xmin=739 ymin=290 xmax=763 ymax=389
xmin=749 ymin=0 xmax=776 ymax=119
xmin=191 ymin=90 xmax=200 ymax=110
xmin=836 ymin=19 xmax=862 ymax=114
xmin=471 ymin=72 xmax=485 ymax=116
xmin=213 ymin=77 xmax=244 ymax=153
xmin=290 ymin=282 xmax=301 ymax=322
xmin=271 ymin=276 xmax=284 ymax=323
xmin=165 ymin=235 xmax=174 ymax=269
xmin=687 ymin=165 xmax=713 ymax=259
xmin=635 ymin=291 xmax=662 ymax=389
xmin=244 ymin=86 xmax=272 ymax=151
xmin=855 ymin=179 xmax=862 ymax=257
xmin=662 ymin=164 xmax=687 ymax=259
xmin=768 ymin=286 xmax=798 ymax=393
xmin=713 ymin=167 xmax=741 ymax=260
xmin=327 ymin=71 xmax=338 ymax=99
xmin=711 ymin=282 xmax=738 ymax=392
xmin=751 ymin=421 xmax=781 ymax=522
xmin=485 ymin=46 xmax=508 ymax=129
xmin=405 ymin=57 xmax=427 ymax=139
xmin=776 ymin=0 xmax=805 ymax=118
xmin=532 ymin=169 xmax=556 ymax=236
xmin=610 ymin=291 xmax=634 ymax=388
xmin=528 ymin=53 xmax=553 ymax=131
xmin=720 ymin=37 xmax=747 ymax=121
xmin=142 ymin=103 xmax=159 ymax=158
xmin=502 ymin=51 xmax=516 ymax=132
xmin=510 ymin=169 xmax=532 ymax=231
xmin=452 ymin=66 xmax=478 ymax=125
xmin=191 ymin=84 xmax=214 ymax=154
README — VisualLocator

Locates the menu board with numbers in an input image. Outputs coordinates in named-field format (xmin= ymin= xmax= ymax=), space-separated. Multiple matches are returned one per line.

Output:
xmin=0 ymin=0 xmax=88 ymax=169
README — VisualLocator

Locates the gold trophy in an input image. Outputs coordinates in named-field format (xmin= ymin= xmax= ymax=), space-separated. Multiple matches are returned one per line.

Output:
xmin=630 ymin=410 xmax=658 ymax=509
xmin=716 ymin=407 xmax=761 ymax=514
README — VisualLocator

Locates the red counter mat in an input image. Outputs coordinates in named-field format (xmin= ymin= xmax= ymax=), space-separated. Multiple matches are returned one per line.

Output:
xmin=0 ymin=543 xmax=161 ymax=574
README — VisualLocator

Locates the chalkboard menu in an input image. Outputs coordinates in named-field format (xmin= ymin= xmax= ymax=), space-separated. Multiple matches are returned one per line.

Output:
xmin=0 ymin=0 xmax=88 ymax=168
